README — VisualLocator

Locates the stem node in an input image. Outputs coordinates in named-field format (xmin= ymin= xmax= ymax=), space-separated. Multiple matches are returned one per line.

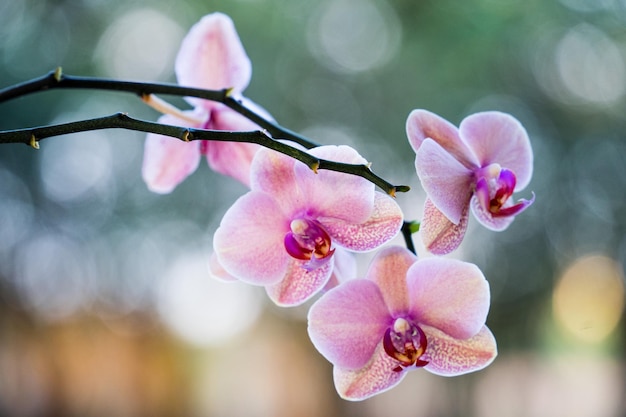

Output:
xmin=53 ymin=67 xmax=63 ymax=83
xmin=29 ymin=135 xmax=40 ymax=150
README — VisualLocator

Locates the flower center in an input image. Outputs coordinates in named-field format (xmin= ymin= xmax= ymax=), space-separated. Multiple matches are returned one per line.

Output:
xmin=383 ymin=318 xmax=429 ymax=372
xmin=284 ymin=219 xmax=334 ymax=268
xmin=475 ymin=164 xmax=518 ymax=216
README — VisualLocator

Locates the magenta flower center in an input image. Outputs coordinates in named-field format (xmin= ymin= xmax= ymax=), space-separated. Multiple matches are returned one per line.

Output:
xmin=284 ymin=218 xmax=334 ymax=263
xmin=474 ymin=163 xmax=533 ymax=217
xmin=383 ymin=318 xmax=429 ymax=372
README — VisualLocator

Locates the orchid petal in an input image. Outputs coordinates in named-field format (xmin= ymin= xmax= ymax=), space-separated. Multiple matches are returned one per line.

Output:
xmin=365 ymin=246 xmax=416 ymax=317
xmin=406 ymin=109 xmax=478 ymax=168
xmin=319 ymin=193 xmax=403 ymax=252
xmin=265 ymin=257 xmax=334 ymax=307
xmin=249 ymin=148 xmax=306 ymax=214
xmin=175 ymin=13 xmax=251 ymax=109
xmin=407 ymin=258 xmax=490 ymax=339
xmin=208 ymin=252 xmax=237 ymax=282
xmin=460 ymin=112 xmax=533 ymax=190
xmin=415 ymin=139 xmax=474 ymax=224
xmin=420 ymin=198 xmax=469 ymax=255
xmin=422 ymin=325 xmax=497 ymax=376
xmin=295 ymin=145 xmax=375 ymax=223
xmin=308 ymin=279 xmax=390 ymax=370
xmin=213 ymin=191 xmax=289 ymax=285
xmin=333 ymin=343 xmax=406 ymax=401
xmin=204 ymin=140 xmax=259 ymax=188
xmin=142 ymin=113 xmax=204 ymax=194
xmin=495 ymin=193 xmax=535 ymax=217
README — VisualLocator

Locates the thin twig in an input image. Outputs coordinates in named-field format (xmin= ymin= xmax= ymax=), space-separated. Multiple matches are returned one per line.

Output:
xmin=0 ymin=112 xmax=410 ymax=195
xmin=400 ymin=221 xmax=420 ymax=254
xmin=0 ymin=68 xmax=316 ymax=148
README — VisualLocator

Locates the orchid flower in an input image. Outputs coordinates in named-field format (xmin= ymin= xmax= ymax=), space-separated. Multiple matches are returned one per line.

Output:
xmin=308 ymin=246 xmax=497 ymax=400
xmin=213 ymin=145 xmax=403 ymax=306
xmin=142 ymin=13 xmax=266 ymax=193
xmin=406 ymin=110 xmax=534 ymax=254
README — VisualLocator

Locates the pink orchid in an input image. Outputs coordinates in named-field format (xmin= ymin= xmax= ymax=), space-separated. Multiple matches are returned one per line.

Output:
xmin=308 ymin=246 xmax=497 ymax=401
xmin=213 ymin=145 xmax=404 ymax=306
xmin=142 ymin=12 xmax=266 ymax=193
xmin=406 ymin=110 xmax=534 ymax=254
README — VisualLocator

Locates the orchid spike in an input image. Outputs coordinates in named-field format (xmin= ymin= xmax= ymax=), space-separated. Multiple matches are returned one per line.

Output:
xmin=307 ymin=246 xmax=497 ymax=400
xmin=407 ymin=110 xmax=534 ymax=254
xmin=142 ymin=13 xmax=269 ymax=193
xmin=213 ymin=145 xmax=403 ymax=306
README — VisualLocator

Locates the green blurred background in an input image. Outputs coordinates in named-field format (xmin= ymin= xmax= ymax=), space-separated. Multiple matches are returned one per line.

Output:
xmin=1 ymin=0 xmax=625 ymax=416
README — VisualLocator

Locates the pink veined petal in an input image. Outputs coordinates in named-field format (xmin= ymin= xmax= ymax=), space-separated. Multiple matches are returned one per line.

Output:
xmin=365 ymin=246 xmax=416 ymax=317
xmin=416 ymin=138 xmax=474 ymax=224
xmin=249 ymin=147 xmax=306 ymax=215
xmin=307 ymin=279 xmax=390 ymax=370
xmin=142 ymin=113 xmax=204 ymax=194
xmin=406 ymin=109 xmax=478 ymax=168
xmin=420 ymin=198 xmax=469 ymax=255
xmin=213 ymin=191 xmax=290 ymax=285
xmin=422 ymin=325 xmax=497 ymax=376
xmin=208 ymin=252 xmax=238 ymax=282
xmin=319 ymin=193 xmax=403 ymax=252
xmin=407 ymin=258 xmax=490 ymax=340
xmin=460 ymin=112 xmax=533 ymax=190
xmin=294 ymin=145 xmax=375 ymax=223
xmin=470 ymin=194 xmax=516 ymax=231
xmin=265 ymin=256 xmax=334 ymax=307
xmin=333 ymin=343 xmax=406 ymax=401
xmin=175 ymin=13 xmax=252 ymax=111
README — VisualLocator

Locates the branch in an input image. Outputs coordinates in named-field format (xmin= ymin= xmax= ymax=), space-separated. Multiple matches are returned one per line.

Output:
xmin=401 ymin=221 xmax=420 ymax=254
xmin=0 ymin=68 xmax=316 ymax=149
xmin=0 ymin=113 xmax=410 ymax=196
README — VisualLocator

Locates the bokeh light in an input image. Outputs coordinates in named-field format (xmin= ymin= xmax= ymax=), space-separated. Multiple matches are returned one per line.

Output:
xmin=157 ymin=251 xmax=263 ymax=347
xmin=552 ymin=254 xmax=624 ymax=344
xmin=94 ymin=8 xmax=184 ymax=81
xmin=307 ymin=0 xmax=401 ymax=74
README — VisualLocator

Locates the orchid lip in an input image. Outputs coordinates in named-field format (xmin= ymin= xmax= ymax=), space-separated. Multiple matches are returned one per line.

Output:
xmin=284 ymin=218 xmax=334 ymax=268
xmin=474 ymin=167 xmax=533 ymax=217
xmin=383 ymin=318 xmax=429 ymax=372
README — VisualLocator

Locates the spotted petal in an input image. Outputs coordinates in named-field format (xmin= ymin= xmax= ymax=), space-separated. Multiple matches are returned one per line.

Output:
xmin=265 ymin=257 xmax=334 ymax=307
xmin=333 ymin=343 xmax=406 ymax=401
xmin=460 ymin=112 xmax=533 ymax=190
xmin=142 ymin=113 xmax=204 ymax=194
xmin=420 ymin=198 xmax=469 ymax=255
xmin=213 ymin=191 xmax=290 ymax=285
xmin=308 ymin=279 xmax=390 ymax=370
xmin=319 ymin=193 xmax=403 ymax=252
xmin=407 ymin=258 xmax=490 ymax=340
xmin=422 ymin=325 xmax=497 ymax=376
